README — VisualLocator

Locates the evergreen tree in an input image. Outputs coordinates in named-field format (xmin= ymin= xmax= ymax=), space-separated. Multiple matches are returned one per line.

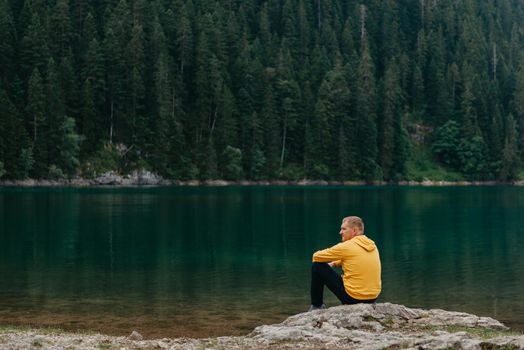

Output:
xmin=55 ymin=117 xmax=83 ymax=177
xmin=514 ymin=57 xmax=524 ymax=150
xmin=81 ymin=38 xmax=105 ymax=154
xmin=355 ymin=36 xmax=379 ymax=181
xmin=380 ymin=60 xmax=407 ymax=180
xmin=261 ymin=85 xmax=280 ymax=178
xmin=500 ymin=113 xmax=519 ymax=181
xmin=103 ymin=9 xmax=127 ymax=145
xmin=0 ymin=0 xmax=16 ymax=81
xmin=312 ymin=63 xmax=353 ymax=179
xmin=0 ymin=84 xmax=32 ymax=178
xmin=174 ymin=4 xmax=193 ymax=75
xmin=50 ymin=0 xmax=72 ymax=59
xmin=274 ymin=44 xmax=301 ymax=172
xmin=127 ymin=19 xmax=146 ymax=149
xmin=26 ymin=68 xmax=45 ymax=143
xmin=20 ymin=10 xmax=50 ymax=80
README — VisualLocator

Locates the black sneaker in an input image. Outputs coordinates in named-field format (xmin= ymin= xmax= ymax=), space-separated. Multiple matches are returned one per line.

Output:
xmin=308 ymin=304 xmax=326 ymax=312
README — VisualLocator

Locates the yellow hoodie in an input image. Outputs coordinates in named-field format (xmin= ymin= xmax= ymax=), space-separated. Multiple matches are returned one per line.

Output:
xmin=312 ymin=235 xmax=381 ymax=300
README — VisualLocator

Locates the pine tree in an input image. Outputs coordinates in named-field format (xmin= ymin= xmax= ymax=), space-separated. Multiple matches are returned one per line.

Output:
xmin=50 ymin=0 xmax=72 ymax=59
xmin=380 ymin=60 xmax=407 ymax=180
xmin=103 ymin=0 xmax=130 ymax=145
xmin=275 ymin=45 xmax=301 ymax=171
xmin=500 ymin=113 xmax=519 ymax=181
xmin=312 ymin=62 xmax=354 ymax=179
xmin=26 ymin=68 xmax=45 ymax=143
xmin=81 ymin=38 xmax=105 ymax=154
xmin=261 ymin=84 xmax=280 ymax=178
xmin=127 ymin=19 xmax=146 ymax=148
xmin=59 ymin=51 xmax=78 ymax=121
xmin=0 ymin=0 xmax=16 ymax=81
xmin=20 ymin=10 xmax=50 ymax=80
xmin=355 ymin=35 xmax=379 ymax=181
xmin=514 ymin=57 xmax=524 ymax=150
xmin=56 ymin=117 xmax=83 ymax=177
xmin=174 ymin=3 xmax=193 ymax=75
xmin=0 ymin=84 xmax=32 ymax=178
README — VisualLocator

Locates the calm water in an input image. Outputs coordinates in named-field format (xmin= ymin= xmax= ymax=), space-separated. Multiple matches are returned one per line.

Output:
xmin=0 ymin=186 xmax=523 ymax=338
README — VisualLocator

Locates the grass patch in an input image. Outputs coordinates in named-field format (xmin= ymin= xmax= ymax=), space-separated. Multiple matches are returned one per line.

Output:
xmin=423 ymin=325 xmax=522 ymax=339
xmin=405 ymin=152 xmax=465 ymax=182
xmin=384 ymin=316 xmax=395 ymax=327
xmin=381 ymin=343 xmax=411 ymax=350
xmin=0 ymin=325 xmax=64 ymax=335
xmin=479 ymin=344 xmax=520 ymax=350
xmin=0 ymin=324 xmax=100 ymax=338
xmin=515 ymin=170 xmax=524 ymax=181
xmin=97 ymin=342 xmax=111 ymax=349
xmin=363 ymin=315 xmax=378 ymax=322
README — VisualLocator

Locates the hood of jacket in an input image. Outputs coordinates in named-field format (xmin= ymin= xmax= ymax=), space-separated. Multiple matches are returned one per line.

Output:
xmin=352 ymin=235 xmax=377 ymax=252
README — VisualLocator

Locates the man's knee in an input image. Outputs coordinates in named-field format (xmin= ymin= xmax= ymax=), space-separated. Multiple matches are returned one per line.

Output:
xmin=311 ymin=262 xmax=329 ymax=273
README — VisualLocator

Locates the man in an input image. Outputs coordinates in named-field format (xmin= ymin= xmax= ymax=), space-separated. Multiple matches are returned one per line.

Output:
xmin=309 ymin=216 xmax=381 ymax=311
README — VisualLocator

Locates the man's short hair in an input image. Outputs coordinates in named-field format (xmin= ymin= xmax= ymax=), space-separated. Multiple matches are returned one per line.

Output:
xmin=343 ymin=216 xmax=364 ymax=234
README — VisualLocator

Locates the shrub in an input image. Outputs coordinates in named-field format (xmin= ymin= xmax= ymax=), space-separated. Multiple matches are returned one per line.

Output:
xmin=222 ymin=145 xmax=243 ymax=180
xmin=48 ymin=165 xmax=66 ymax=180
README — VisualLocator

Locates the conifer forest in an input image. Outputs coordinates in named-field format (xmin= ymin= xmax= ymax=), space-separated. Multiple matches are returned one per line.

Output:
xmin=1 ymin=0 xmax=524 ymax=182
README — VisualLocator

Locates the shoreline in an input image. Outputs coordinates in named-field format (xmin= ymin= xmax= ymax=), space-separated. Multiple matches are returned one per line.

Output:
xmin=1 ymin=303 xmax=523 ymax=349
xmin=0 ymin=176 xmax=521 ymax=188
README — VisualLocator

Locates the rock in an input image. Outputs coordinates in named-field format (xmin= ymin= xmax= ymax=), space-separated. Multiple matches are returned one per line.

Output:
xmin=203 ymin=180 xmax=230 ymax=186
xmin=238 ymin=180 xmax=257 ymax=185
xmin=271 ymin=180 xmax=290 ymax=185
xmin=185 ymin=180 xmax=201 ymax=186
xmin=128 ymin=330 xmax=143 ymax=341
xmin=94 ymin=171 xmax=124 ymax=185
xmin=297 ymin=180 xmax=329 ymax=186
xmin=156 ymin=340 xmax=169 ymax=348
xmin=249 ymin=303 xmax=516 ymax=349
xmin=129 ymin=169 xmax=164 ymax=185
xmin=342 ymin=181 xmax=366 ymax=186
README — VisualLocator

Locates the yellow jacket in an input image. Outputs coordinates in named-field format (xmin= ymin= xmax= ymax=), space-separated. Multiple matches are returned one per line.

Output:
xmin=312 ymin=235 xmax=381 ymax=300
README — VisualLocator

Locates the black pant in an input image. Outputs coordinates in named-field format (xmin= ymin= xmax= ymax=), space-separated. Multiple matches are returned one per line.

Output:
xmin=310 ymin=262 xmax=377 ymax=307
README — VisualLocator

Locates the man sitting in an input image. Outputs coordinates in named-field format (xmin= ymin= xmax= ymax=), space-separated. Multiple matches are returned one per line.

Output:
xmin=310 ymin=216 xmax=381 ymax=310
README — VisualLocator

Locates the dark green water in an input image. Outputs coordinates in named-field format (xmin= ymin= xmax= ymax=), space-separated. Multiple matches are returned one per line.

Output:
xmin=0 ymin=186 xmax=523 ymax=338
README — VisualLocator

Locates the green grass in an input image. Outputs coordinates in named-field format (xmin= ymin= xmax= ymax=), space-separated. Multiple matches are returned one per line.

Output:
xmin=478 ymin=345 xmax=520 ymax=350
xmin=515 ymin=170 xmax=524 ymax=181
xmin=97 ymin=342 xmax=111 ymax=349
xmin=0 ymin=325 xmax=64 ymax=334
xmin=422 ymin=325 xmax=522 ymax=339
xmin=405 ymin=150 xmax=465 ymax=182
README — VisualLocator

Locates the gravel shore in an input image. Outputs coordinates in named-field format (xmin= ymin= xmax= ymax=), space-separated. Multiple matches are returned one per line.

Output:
xmin=1 ymin=303 xmax=523 ymax=350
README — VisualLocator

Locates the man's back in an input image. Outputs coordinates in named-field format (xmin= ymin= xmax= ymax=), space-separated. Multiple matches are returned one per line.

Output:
xmin=340 ymin=235 xmax=381 ymax=299
xmin=312 ymin=235 xmax=381 ymax=300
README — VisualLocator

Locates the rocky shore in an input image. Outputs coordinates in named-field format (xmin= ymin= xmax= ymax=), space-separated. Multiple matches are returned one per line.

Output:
xmin=1 ymin=303 xmax=523 ymax=350
xmin=0 ymin=170 xmax=522 ymax=187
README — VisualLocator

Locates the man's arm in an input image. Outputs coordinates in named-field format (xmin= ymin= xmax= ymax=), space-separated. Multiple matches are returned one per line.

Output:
xmin=312 ymin=242 xmax=345 ymax=263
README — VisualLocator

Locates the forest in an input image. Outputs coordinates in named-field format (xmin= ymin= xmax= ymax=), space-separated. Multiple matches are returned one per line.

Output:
xmin=1 ymin=0 xmax=524 ymax=181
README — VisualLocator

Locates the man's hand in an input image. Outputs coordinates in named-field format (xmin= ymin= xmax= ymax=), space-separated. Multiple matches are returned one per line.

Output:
xmin=328 ymin=262 xmax=336 ymax=267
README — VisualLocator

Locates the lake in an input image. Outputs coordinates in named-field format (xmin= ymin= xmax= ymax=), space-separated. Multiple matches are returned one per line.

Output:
xmin=0 ymin=186 xmax=523 ymax=338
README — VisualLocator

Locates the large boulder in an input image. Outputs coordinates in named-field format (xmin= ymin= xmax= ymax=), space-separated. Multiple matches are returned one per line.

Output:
xmin=249 ymin=303 xmax=520 ymax=349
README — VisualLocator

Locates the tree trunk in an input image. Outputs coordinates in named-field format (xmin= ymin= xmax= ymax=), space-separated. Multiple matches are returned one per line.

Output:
xmin=280 ymin=118 xmax=287 ymax=170
xmin=109 ymin=98 xmax=114 ymax=144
